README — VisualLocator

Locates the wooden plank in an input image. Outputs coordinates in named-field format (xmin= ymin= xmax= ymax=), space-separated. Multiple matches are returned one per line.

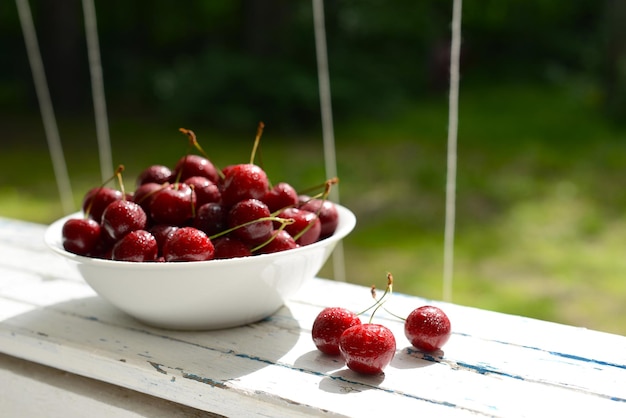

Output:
xmin=1 ymin=217 xmax=626 ymax=416
xmin=0 ymin=295 xmax=465 ymax=417
xmin=1 ymin=280 xmax=625 ymax=417
xmin=0 ymin=353 xmax=218 ymax=418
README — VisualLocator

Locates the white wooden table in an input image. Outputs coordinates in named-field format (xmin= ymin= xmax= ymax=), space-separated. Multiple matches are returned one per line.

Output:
xmin=1 ymin=216 xmax=625 ymax=417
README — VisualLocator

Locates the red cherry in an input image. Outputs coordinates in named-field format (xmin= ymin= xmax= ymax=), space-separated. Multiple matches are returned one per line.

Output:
xmin=220 ymin=163 xmax=269 ymax=207
xmin=61 ymin=218 xmax=102 ymax=255
xmin=193 ymin=202 xmax=227 ymax=236
xmin=299 ymin=198 xmax=339 ymax=239
xmin=136 ymin=164 xmax=172 ymax=186
xmin=149 ymin=224 xmax=179 ymax=256
xmin=133 ymin=182 xmax=164 ymax=214
xmin=82 ymin=187 xmax=123 ymax=222
xmin=312 ymin=307 xmax=362 ymax=355
xmin=404 ymin=306 xmax=451 ymax=352
xmin=255 ymin=230 xmax=298 ymax=254
xmin=162 ymin=227 xmax=215 ymax=262
xmin=101 ymin=200 xmax=148 ymax=242
xmin=149 ymin=183 xmax=195 ymax=226
xmin=277 ymin=207 xmax=321 ymax=246
xmin=212 ymin=236 xmax=252 ymax=259
xmin=173 ymin=154 xmax=219 ymax=184
xmin=184 ymin=176 xmax=221 ymax=206
xmin=339 ymin=323 xmax=396 ymax=375
xmin=111 ymin=230 xmax=158 ymax=262
xmin=263 ymin=182 xmax=299 ymax=212
xmin=227 ymin=198 xmax=273 ymax=244
xmin=89 ymin=238 xmax=114 ymax=259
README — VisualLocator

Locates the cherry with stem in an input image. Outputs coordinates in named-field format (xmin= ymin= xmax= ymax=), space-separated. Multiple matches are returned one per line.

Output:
xmin=179 ymin=128 xmax=224 ymax=180
xmin=338 ymin=272 xmax=397 ymax=375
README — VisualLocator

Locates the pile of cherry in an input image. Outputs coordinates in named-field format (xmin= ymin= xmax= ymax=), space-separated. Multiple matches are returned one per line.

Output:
xmin=312 ymin=273 xmax=451 ymax=375
xmin=61 ymin=126 xmax=339 ymax=262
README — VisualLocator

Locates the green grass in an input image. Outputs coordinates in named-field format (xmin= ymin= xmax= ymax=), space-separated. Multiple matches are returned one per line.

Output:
xmin=2 ymin=81 xmax=626 ymax=335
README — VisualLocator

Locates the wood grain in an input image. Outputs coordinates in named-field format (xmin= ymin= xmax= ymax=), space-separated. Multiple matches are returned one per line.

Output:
xmin=1 ymin=217 xmax=625 ymax=417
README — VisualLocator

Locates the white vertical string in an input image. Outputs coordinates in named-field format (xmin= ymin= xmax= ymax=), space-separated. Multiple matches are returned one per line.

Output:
xmin=15 ymin=0 xmax=75 ymax=214
xmin=443 ymin=0 xmax=463 ymax=302
xmin=312 ymin=0 xmax=346 ymax=282
xmin=82 ymin=0 xmax=113 ymax=182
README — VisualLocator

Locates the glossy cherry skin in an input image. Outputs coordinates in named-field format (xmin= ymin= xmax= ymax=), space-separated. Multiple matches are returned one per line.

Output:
xmin=312 ymin=307 xmax=362 ymax=355
xmin=255 ymin=230 xmax=298 ymax=254
xmin=149 ymin=224 xmax=179 ymax=256
xmin=227 ymin=198 xmax=273 ymax=245
xmin=263 ymin=182 xmax=299 ymax=212
xmin=184 ymin=176 xmax=221 ymax=206
xmin=220 ymin=164 xmax=269 ymax=207
xmin=404 ymin=306 xmax=451 ymax=352
xmin=277 ymin=207 xmax=321 ymax=246
xmin=111 ymin=230 xmax=158 ymax=262
xmin=82 ymin=187 xmax=123 ymax=222
xmin=299 ymin=198 xmax=339 ymax=239
xmin=133 ymin=182 xmax=165 ymax=213
xmin=173 ymin=154 xmax=219 ymax=184
xmin=149 ymin=183 xmax=195 ymax=226
xmin=193 ymin=202 xmax=227 ymax=237
xmin=212 ymin=236 xmax=252 ymax=259
xmin=61 ymin=218 xmax=102 ymax=256
xmin=136 ymin=164 xmax=172 ymax=186
xmin=339 ymin=324 xmax=396 ymax=375
xmin=162 ymin=227 xmax=215 ymax=262
xmin=101 ymin=200 xmax=148 ymax=242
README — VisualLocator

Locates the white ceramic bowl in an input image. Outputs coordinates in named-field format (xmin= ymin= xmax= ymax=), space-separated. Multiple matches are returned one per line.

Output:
xmin=44 ymin=204 xmax=356 ymax=330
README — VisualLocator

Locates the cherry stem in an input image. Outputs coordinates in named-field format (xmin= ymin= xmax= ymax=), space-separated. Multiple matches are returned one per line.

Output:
xmin=114 ymin=165 xmax=126 ymax=199
xmin=355 ymin=272 xmax=394 ymax=317
xmin=371 ymin=278 xmax=406 ymax=321
xmin=207 ymin=216 xmax=294 ymax=241
xmin=133 ymin=183 xmax=169 ymax=205
xmin=188 ymin=183 xmax=197 ymax=218
xmin=290 ymin=177 xmax=338 ymax=241
xmin=368 ymin=272 xmax=394 ymax=323
xmin=298 ymin=176 xmax=339 ymax=198
xmin=291 ymin=218 xmax=315 ymax=242
xmin=249 ymin=218 xmax=293 ymax=253
xmin=250 ymin=121 xmax=264 ymax=165
xmin=267 ymin=178 xmax=336 ymax=242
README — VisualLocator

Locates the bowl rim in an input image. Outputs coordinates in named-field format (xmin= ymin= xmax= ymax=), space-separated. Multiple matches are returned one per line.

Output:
xmin=44 ymin=203 xmax=356 ymax=269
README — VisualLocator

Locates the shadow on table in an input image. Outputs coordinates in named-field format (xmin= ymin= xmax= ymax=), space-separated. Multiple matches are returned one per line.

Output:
xmin=294 ymin=347 xmax=438 ymax=394
xmin=293 ymin=349 xmax=345 ymax=373
xmin=318 ymin=368 xmax=386 ymax=394
xmin=391 ymin=346 xmax=445 ymax=369
xmin=294 ymin=349 xmax=387 ymax=393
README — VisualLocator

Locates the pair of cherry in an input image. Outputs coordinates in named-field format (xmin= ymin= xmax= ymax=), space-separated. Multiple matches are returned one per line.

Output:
xmin=311 ymin=274 xmax=451 ymax=375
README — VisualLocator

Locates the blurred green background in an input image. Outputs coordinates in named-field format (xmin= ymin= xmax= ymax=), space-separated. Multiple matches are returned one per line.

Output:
xmin=1 ymin=1 xmax=625 ymax=335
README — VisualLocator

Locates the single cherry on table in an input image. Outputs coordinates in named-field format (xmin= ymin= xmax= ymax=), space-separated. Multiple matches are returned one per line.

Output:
xmin=404 ymin=305 xmax=452 ymax=352
xmin=312 ymin=307 xmax=362 ymax=355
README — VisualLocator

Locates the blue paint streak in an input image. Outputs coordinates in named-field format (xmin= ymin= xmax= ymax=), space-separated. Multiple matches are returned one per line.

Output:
xmin=454 ymin=332 xmax=626 ymax=370
xmin=455 ymin=361 xmax=524 ymax=381
xmin=547 ymin=351 xmax=626 ymax=370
